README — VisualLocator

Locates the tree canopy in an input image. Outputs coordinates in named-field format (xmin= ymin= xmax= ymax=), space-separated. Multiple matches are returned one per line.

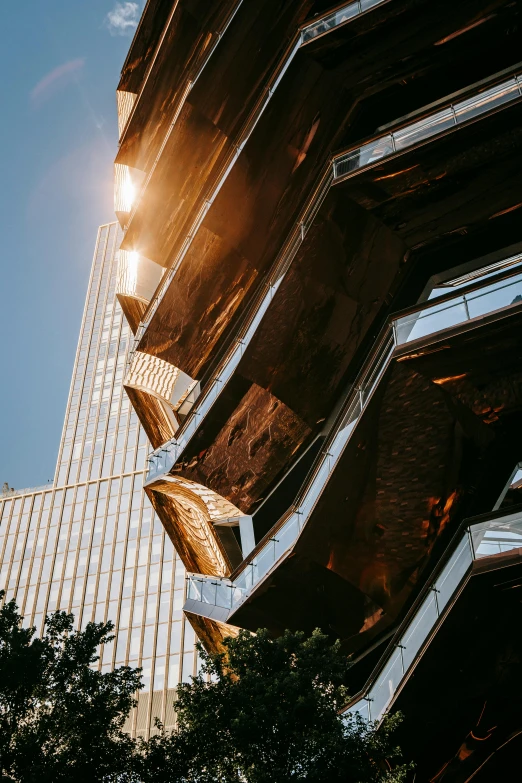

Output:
xmin=0 ymin=591 xmax=140 ymax=782
xmin=0 ymin=592 xmax=410 ymax=782
xmin=142 ymin=628 xmax=410 ymax=783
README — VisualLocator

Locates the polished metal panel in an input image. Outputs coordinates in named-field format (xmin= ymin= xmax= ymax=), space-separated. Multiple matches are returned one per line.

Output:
xmin=116 ymin=90 xmax=137 ymax=139
xmin=117 ymin=249 xmax=163 ymax=304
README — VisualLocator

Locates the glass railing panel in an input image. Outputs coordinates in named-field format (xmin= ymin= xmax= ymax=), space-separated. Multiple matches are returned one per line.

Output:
xmin=466 ymin=274 xmax=522 ymax=320
xmin=471 ymin=512 xmax=522 ymax=558
xmin=340 ymin=510 xmax=522 ymax=724
xmin=345 ymin=698 xmax=371 ymax=722
xmin=358 ymin=135 xmax=395 ymax=168
xmin=246 ymin=559 xmax=258 ymax=586
xmin=298 ymin=458 xmax=331 ymax=523
xmin=393 ymin=108 xmax=455 ymax=152
xmin=216 ymin=580 xmax=234 ymax=609
xmin=147 ymin=439 xmax=180 ymax=482
xmin=328 ymin=408 xmax=361 ymax=464
xmin=329 ymin=418 xmax=356 ymax=462
xmin=361 ymin=343 xmax=394 ymax=405
xmin=400 ymin=591 xmax=438 ymax=672
xmin=254 ymin=540 xmax=277 ymax=582
xmin=335 ymin=136 xmax=394 ymax=178
xmin=395 ymin=300 xmax=468 ymax=344
xmin=301 ymin=0 xmax=389 ymax=44
xmin=334 ymin=75 xmax=521 ymax=182
xmin=434 ymin=535 xmax=473 ymax=612
xmin=200 ymin=579 xmax=217 ymax=605
xmin=235 ymin=563 xmax=254 ymax=592
xmin=454 ymin=78 xmax=520 ymax=124
xmin=231 ymin=585 xmax=245 ymax=606
xmin=302 ymin=1 xmax=361 ymax=42
xmin=482 ymin=530 xmax=522 ymax=554
xmin=368 ymin=647 xmax=404 ymax=722
xmin=339 ymin=395 xmax=362 ymax=431
xmin=274 ymin=515 xmax=299 ymax=560
xmin=187 ymin=576 xmax=202 ymax=602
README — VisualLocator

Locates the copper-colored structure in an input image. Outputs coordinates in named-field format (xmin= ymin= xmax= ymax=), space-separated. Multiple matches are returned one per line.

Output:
xmin=115 ymin=0 xmax=522 ymax=774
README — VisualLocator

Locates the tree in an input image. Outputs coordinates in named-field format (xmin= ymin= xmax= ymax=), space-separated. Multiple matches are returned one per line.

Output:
xmin=0 ymin=591 xmax=141 ymax=783
xmin=141 ymin=628 xmax=411 ymax=783
xmin=0 ymin=591 xmax=410 ymax=782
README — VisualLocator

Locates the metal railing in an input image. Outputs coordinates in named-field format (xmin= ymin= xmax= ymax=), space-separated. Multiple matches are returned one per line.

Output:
xmin=181 ymin=262 xmax=522 ymax=618
xmin=302 ymin=0 xmax=389 ymax=43
xmin=144 ymin=164 xmax=335 ymax=483
xmin=148 ymin=256 xmax=522 ymax=488
xmin=344 ymin=507 xmax=522 ymax=723
xmin=334 ymin=74 xmax=522 ymax=181
xmin=186 ymin=507 xmax=522 ymax=726
xmin=393 ymin=262 xmax=522 ymax=344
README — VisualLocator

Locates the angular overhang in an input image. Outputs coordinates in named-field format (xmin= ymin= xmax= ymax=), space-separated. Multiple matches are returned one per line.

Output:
xmin=114 ymin=0 xmax=522 ymax=665
xmin=143 ymin=69 xmax=522 ymax=556
xmin=117 ymin=0 xmax=242 ymax=172
xmin=181 ymin=283 xmax=522 ymax=652
xmin=145 ymin=474 xmax=254 ymax=576
xmin=124 ymin=350 xmax=198 ymax=448
xmin=126 ymin=0 xmax=522 ymax=357
xmin=117 ymin=0 xmax=175 ymax=95
xmin=116 ymin=249 xmax=164 ymax=333
xmin=389 ymin=512 xmax=522 ymax=780
xmin=133 ymin=68 xmax=522 ymax=405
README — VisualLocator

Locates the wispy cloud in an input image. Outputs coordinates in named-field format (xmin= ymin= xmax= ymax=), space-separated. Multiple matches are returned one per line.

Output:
xmin=105 ymin=2 xmax=141 ymax=36
xmin=30 ymin=59 xmax=85 ymax=106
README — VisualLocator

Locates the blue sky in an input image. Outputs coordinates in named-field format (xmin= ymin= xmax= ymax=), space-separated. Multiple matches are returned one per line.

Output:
xmin=0 ymin=1 xmax=143 ymax=489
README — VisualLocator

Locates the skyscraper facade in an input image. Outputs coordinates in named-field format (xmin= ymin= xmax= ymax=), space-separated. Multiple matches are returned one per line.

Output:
xmin=0 ymin=222 xmax=198 ymax=738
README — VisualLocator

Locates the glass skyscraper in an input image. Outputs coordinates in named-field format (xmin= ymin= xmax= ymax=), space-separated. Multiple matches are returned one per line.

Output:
xmin=0 ymin=222 xmax=198 ymax=737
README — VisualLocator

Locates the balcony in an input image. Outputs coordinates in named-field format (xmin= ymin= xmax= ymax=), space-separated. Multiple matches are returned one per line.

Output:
xmin=143 ymin=62 xmax=522 ymax=490
xmin=118 ymin=0 xmax=395 ymax=264
xmin=116 ymin=90 xmax=136 ymax=139
xmin=124 ymin=350 xmax=198 ymax=449
xmin=179 ymin=261 xmax=522 ymax=650
xmin=145 ymin=474 xmax=254 ymax=579
xmin=333 ymin=74 xmax=522 ymax=182
xmin=343 ymin=505 xmax=522 ymax=724
xmin=116 ymin=0 xmax=242 ymax=173
xmin=115 ymin=0 xmax=522 ymax=658
xmin=116 ymin=249 xmax=164 ymax=333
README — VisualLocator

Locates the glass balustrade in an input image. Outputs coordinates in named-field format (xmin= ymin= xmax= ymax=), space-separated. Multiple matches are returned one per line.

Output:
xmin=133 ymin=0 xmax=387 ymax=349
xmin=394 ymin=271 xmax=522 ymax=345
xmin=343 ymin=510 xmax=522 ymax=724
xmin=186 ymin=573 xmax=245 ymax=610
xmin=186 ymin=510 xmax=522 ymax=727
xmin=180 ymin=337 xmax=395 ymax=615
xmin=470 ymin=511 xmax=522 ymax=557
xmin=153 ymin=263 xmax=522 ymax=613
xmin=301 ymin=0 xmax=388 ymax=43
xmin=176 ymin=278 xmax=522 ymax=721
xmin=334 ymin=74 xmax=522 ymax=181
xmin=145 ymin=72 xmax=522 ymax=486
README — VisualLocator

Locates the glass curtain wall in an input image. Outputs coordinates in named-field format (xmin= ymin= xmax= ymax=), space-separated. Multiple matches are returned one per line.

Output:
xmin=0 ymin=223 xmax=197 ymax=737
